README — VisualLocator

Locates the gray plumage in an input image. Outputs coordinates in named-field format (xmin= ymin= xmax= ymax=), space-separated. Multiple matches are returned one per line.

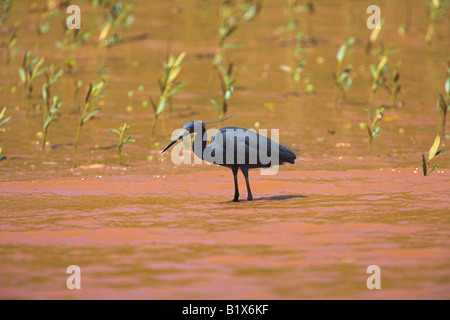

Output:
xmin=162 ymin=120 xmax=297 ymax=201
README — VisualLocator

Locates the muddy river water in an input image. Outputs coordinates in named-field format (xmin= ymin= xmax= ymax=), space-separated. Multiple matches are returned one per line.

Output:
xmin=0 ymin=1 xmax=449 ymax=299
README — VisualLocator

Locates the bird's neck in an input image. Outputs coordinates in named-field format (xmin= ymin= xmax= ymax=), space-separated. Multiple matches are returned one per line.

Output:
xmin=192 ymin=123 xmax=207 ymax=160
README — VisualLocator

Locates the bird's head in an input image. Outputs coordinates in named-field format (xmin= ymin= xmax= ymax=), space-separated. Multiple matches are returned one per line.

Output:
xmin=160 ymin=121 xmax=204 ymax=154
xmin=161 ymin=116 xmax=233 ymax=154
xmin=181 ymin=120 xmax=204 ymax=134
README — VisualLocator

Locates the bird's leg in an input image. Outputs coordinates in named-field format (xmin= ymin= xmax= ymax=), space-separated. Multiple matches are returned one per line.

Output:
xmin=232 ymin=167 xmax=239 ymax=202
xmin=240 ymin=166 xmax=253 ymax=201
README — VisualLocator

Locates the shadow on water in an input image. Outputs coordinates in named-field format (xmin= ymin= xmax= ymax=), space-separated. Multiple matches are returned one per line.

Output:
xmin=254 ymin=195 xmax=307 ymax=201
xmin=224 ymin=195 xmax=307 ymax=203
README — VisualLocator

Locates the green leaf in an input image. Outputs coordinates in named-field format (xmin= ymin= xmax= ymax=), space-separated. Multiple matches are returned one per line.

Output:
xmin=85 ymin=83 xmax=93 ymax=103
xmin=122 ymin=135 xmax=135 ymax=144
xmin=344 ymin=77 xmax=353 ymax=91
xmin=279 ymin=64 xmax=292 ymax=74
xmin=0 ymin=116 xmax=11 ymax=127
xmin=445 ymin=77 xmax=450 ymax=95
xmin=213 ymin=52 xmax=223 ymax=66
xmin=223 ymin=43 xmax=243 ymax=49
xmin=295 ymin=59 xmax=307 ymax=73
xmin=422 ymin=154 xmax=428 ymax=176
xmin=224 ymin=25 xmax=238 ymax=39
xmin=428 ymin=134 xmax=441 ymax=162
xmin=33 ymin=57 xmax=45 ymax=75
xmin=173 ymin=51 xmax=186 ymax=68
xmin=38 ymin=21 xmax=50 ymax=34
xmin=44 ymin=116 xmax=52 ymax=129
xmin=336 ymin=44 xmax=346 ymax=62
xmin=167 ymin=82 xmax=185 ymax=97
xmin=435 ymin=149 xmax=448 ymax=157
xmin=376 ymin=55 xmax=388 ymax=76
xmin=35 ymin=67 xmax=47 ymax=79
xmin=337 ymin=65 xmax=352 ymax=83
xmin=90 ymin=93 xmax=107 ymax=103
xmin=218 ymin=65 xmax=227 ymax=76
xmin=29 ymin=57 xmax=39 ymax=68
xmin=42 ymin=83 xmax=48 ymax=101
xmin=372 ymin=126 xmax=380 ymax=138
xmin=369 ymin=65 xmax=376 ymax=77
xmin=109 ymin=128 xmax=121 ymax=135
xmin=224 ymin=87 xmax=233 ymax=100
xmin=51 ymin=69 xmax=64 ymax=84
xmin=211 ymin=99 xmax=221 ymax=114
xmin=83 ymin=108 xmax=100 ymax=124
xmin=346 ymin=37 xmax=355 ymax=46
xmin=243 ymin=4 xmax=259 ymax=21
xmin=375 ymin=77 xmax=386 ymax=90
xmin=51 ymin=102 xmax=62 ymax=115
xmin=365 ymin=124 xmax=372 ymax=138
xmin=156 ymin=97 xmax=166 ymax=115
xmin=429 ymin=164 xmax=439 ymax=175
xmin=167 ymin=67 xmax=181 ymax=84
xmin=18 ymin=68 xmax=26 ymax=84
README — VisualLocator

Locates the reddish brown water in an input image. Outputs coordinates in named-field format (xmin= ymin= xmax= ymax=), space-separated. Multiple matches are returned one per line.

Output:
xmin=0 ymin=1 xmax=449 ymax=299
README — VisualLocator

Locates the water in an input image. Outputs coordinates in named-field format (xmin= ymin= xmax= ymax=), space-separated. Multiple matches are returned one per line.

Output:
xmin=0 ymin=0 xmax=449 ymax=299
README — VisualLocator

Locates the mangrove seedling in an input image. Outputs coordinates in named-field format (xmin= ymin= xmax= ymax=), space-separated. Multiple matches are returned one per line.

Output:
xmin=72 ymin=80 xmax=83 ymax=109
xmin=280 ymin=59 xmax=307 ymax=94
xmin=4 ymin=33 xmax=19 ymax=89
xmin=436 ymin=67 xmax=450 ymax=138
xmin=211 ymin=62 xmax=236 ymax=126
xmin=109 ymin=123 xmax=135 ymax=165
xmin=0 ymin=107 xmax=11 ymax=129
xmin=333 ymin=37 xmax=354 ymax=107
xmin=213 ymin=1 xmax=261 ymax=67
xmin=56 ymin=28 xmax=91 ymax=68
xmin=422 ymin=134 xmax=447 ymax=176
xmin=359 ymin=107 xmax=385 ymax=155
xmin=42 ymin=96 xmax=62 ymax=150
xmin=365 ymin=20 xmax=383 ymax=56
xmin=150 ymin=52 xmax=186 ymax=137
xmin=98 ymin=1 xmax=135 ymax=65
xmin=0 ymin=107 xmax=11 ymax=160
xmin=368 ymin=53 xmax=388 ymax=110
xmin=426 ymin=0 xmax=448 ymax=45
xmin=0 ymin=0 xmax=12 ymax=27
xmin=99 ymin=1 xmax=135 ymax=47
xmin=280 ymin=33 xmax=308 ymax=94
xmin=42 ymin=64 xmax=64 ymax=118
xmin=34 ymin=7 xmax=60 ymax=54
xmin=214 ymin=8 xmax=242 ymax=67
xmin=303 ymin=1 xmax=315 ymax=42
xmin=385 ymin=60 xmax=402 ymax=108
xmin=74 ymin=81 xmax=106 ymax=150
xmin=274 ymin=0 xmax=315 ymax=43
xmin=274 ymin=0 xmax=299 ymax=43
xmin=18 ymin=51 xmax=47 ymax=115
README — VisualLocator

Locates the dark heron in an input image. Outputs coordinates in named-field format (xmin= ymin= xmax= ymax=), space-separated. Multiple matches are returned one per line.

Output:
xmin=161 ymin=117 xmax=297 ymax=201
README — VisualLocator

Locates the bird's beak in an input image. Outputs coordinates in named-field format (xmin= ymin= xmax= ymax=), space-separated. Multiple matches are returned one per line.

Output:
xmin=161 ymin=129 xmax=189 ymax=154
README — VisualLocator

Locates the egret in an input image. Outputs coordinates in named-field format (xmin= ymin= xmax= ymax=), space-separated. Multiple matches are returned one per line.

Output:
xmin=161 ymin=117 xmax=297 ymax=201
